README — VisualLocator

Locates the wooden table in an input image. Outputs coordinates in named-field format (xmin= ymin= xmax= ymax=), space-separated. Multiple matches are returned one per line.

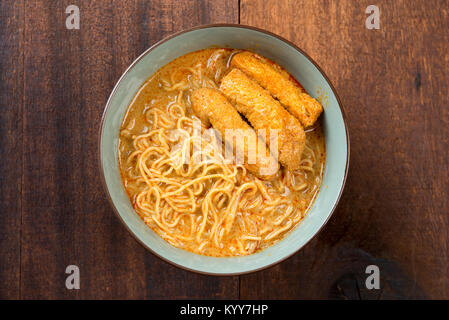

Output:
xmin=1 ymin=0 xmax=448 ymax=299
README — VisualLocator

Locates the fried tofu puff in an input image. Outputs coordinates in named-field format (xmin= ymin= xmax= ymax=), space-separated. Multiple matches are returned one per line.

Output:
xmin=231 ymin=51 xmax=323 ymax=127
xmin=219 ymin=69 xmax=305 ymax=170
xmin=191 ymin=88 xmax=279 ymax=180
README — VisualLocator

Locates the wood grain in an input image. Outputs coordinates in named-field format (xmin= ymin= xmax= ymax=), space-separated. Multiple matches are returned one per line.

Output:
xmin=19 ymin=0 xmax=238 ymax=299
xmin=0 ymin=0 xmax=24 ymax=300
xmin=1 ymin=0 xmax=448 ymax=300
xmin=240 ymin=0 xmax=449 ymax=299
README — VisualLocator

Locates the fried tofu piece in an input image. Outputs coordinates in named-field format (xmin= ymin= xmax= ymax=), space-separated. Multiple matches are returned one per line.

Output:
xmin=191 ymin=88 xmax=279 ymax=179
xmin=219 ymin=69 xmax=305 ymax=170
xmin=231 ymin=51 xmax=323 ymax=127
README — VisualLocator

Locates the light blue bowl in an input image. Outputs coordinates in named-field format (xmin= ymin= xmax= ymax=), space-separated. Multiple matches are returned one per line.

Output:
xmin=99 ymin=25 xmax=349 ymax=275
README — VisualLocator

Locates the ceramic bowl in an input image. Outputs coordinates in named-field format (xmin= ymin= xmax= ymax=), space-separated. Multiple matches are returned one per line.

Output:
xmin=99 ymin=24 xmax=349 ymax=275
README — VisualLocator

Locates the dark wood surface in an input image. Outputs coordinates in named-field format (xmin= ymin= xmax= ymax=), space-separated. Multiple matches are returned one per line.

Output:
xmin=0 ymin=0 xmax=23 ymax=300
xmin=0 ymin=0 xmax=447 ymax=299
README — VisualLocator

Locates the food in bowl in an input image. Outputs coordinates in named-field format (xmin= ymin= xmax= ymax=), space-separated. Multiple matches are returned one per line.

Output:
xmin=118 ymin=48 xmax=325 ymax=257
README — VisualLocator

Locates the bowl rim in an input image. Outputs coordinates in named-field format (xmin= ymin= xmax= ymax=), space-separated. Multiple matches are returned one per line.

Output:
xmin=98 ymin=23 xmax=350 ymax=276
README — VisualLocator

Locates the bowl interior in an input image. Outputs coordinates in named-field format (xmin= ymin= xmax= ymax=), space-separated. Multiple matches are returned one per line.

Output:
xmin=100 ymin=26 xmax=348 ymax=275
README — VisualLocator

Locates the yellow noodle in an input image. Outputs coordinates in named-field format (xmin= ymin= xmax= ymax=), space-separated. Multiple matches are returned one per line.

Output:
xmin=119 ymin=48 xmax=325 ymax=256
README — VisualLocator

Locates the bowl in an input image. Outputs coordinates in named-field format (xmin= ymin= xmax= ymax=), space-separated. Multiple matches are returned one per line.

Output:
xmin=99 ymin=24 xmax=349 ymax=275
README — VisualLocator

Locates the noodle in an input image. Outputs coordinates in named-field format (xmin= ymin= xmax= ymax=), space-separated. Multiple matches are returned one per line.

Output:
xmin=118 ymin=48 xmax=325 ymax=256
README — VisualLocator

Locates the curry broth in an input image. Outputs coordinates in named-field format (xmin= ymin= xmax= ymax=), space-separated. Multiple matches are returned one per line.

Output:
xmin=118 ymin=49 xmax=325 ymax=256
